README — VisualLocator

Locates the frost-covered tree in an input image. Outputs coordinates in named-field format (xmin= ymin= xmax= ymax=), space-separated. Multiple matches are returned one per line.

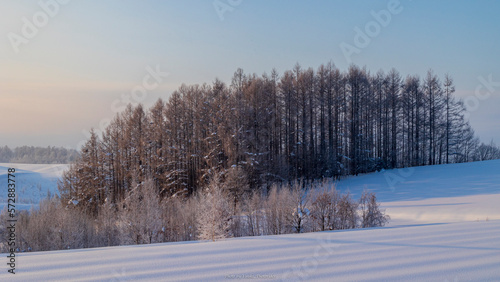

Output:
xmin=96 ymin=199 xmax=120 ymax=247
xmin=119 ymin=178 xmax=162 ymax=244
xmin=264 ymin=184 xmax=291 ymax=235
xmin=359 ymin=190 xmax=390 ymax=228
xmin=197 ymin=177 xmax=232 ymax=241
xmin=244 ymin=190 xmax=265 ymax=236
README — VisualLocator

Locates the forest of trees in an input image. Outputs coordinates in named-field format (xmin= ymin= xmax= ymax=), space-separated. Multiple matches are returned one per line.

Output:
xmin=58 ymin=63 xmax=499 ymax=215
xmin=2 ymin=62 xmax=499 ymax=252
xmin=0 ymin=145 xmax=79 ymax=164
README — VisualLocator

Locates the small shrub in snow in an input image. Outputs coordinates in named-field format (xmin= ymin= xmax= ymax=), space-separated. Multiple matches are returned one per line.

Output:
xmin=359 ymin=190 xmax=390 ymax=228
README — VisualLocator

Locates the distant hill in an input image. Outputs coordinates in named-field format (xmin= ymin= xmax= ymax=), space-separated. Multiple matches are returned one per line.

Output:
xmin=0 ymin=163 xmax=68 ymax=211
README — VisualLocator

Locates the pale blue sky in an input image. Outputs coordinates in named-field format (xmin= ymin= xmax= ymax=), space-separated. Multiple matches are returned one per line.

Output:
xmin=1 ymin=0 xmax=499 ymax=148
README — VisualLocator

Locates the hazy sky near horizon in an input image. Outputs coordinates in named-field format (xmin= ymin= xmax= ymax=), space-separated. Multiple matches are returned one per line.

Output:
xmin=1 ymin=0 xmax=499 ymax=149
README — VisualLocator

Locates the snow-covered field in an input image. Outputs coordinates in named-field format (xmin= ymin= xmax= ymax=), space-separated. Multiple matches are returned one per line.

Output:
xmin=334 ymin=160 xmax=500 ymax=225
xmin=0 ymin=163 xmax=68 ymax=211
xmin=1 ymin=160 xmax=499 ymax=281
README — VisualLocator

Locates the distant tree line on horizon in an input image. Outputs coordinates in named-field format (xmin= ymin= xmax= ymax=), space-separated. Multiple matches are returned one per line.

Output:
xmin=0 ymin=145 xmax=79 ymax=164
xmin=58 ymin=63 xmax=500 ymax=215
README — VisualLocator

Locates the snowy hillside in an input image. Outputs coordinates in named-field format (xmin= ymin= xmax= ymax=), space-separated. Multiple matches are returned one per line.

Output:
xmin=335 ymin=159 xmax=500 ymax=202
xmin=333 ymin=159 xmax=500 ymax=225
xmin=0 ymin=163 xmax=68 ymax=211
xmin=2 ymin=160 xmax=500 ymax=281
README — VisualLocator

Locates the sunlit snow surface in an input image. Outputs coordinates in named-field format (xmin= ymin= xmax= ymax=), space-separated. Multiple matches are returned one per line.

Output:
xmin=1 ymin=161 xmax=499 ymax=281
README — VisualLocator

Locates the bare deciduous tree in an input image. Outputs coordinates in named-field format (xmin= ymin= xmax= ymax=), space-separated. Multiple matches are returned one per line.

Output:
xmin=310 ymin=182 xmax=339 ymax=231
xmin=337 ymin=191 xmax=358 ymax=230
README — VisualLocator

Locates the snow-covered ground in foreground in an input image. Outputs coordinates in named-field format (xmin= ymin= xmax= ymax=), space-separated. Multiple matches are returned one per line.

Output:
xmin=2 ymin=160 xmax=500 ymax=281
xmin=4 ymin=221 xmax=499 ymax=281
xmin=0 ymin=163 xmax=68 ymax=211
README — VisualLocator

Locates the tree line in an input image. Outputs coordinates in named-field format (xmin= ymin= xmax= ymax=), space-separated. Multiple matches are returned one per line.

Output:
xmin=0 ymin=145 xmax=79 ymax=164
xmin=3 ymin=62 xmax=498 ymax=252
xmin=1 ymin=179 xmax=388 ymax=252
xmin=58 ymin=63 xmax=499 ymax=215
